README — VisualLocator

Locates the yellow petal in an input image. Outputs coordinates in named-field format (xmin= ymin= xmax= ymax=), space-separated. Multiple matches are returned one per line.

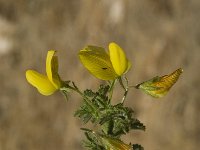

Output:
xmin=109 ymin=42 xmax=129 ymax=76
xmin=26 ymin=70 xmax=57 ymax=96
xmin=79 ymin=46 xmax=118 ymax=80
xmin=46 ymin=50 xmax=61 ymax=89
xmin=136 ymin=68 xmax=183 ymax=98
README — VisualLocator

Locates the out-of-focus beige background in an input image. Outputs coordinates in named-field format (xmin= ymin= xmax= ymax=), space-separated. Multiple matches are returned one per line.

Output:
xmin=0 ymin=0 xmax=199 ymax=150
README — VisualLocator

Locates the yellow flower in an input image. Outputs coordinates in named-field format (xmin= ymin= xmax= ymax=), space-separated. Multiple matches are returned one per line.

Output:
xmin=79 ymin=42 xmax=131 ymax=80
xmin=26 ymin=50 xmax=61 ymax=96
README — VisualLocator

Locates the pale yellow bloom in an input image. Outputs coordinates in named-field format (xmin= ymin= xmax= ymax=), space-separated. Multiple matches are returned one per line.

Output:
xmin=26 ymin=50 xmax=61 ymax=96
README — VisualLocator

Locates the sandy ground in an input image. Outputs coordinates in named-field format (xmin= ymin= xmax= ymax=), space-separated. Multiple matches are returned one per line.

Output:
xmin=0 ymin=0 xmax=199 ymax=150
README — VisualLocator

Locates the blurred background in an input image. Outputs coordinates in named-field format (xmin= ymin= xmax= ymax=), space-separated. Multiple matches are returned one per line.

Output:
xmin=0 ymin=0 xmax=199 ymax=150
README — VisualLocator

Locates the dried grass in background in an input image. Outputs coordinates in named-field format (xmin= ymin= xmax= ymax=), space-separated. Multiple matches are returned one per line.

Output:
xmin=0 ymin=0 xmax=199 ymax=150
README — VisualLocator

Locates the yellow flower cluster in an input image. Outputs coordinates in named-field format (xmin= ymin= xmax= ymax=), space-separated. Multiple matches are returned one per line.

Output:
xmin=25 ymin=42 xmax=182 ymax=98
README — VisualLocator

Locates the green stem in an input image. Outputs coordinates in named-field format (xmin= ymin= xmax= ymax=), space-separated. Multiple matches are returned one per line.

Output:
xmin=108 ymin=80 xmax=116 ymax=102
xmin=118 ymin=77 xmax=126 ymax=91
xmin=118 ymin=77 xmax=129 ymax=104
xmin=60 ymin=81 xmax=98 ymax=116
xmin=121 ymin=89 xmax=128 ymax=104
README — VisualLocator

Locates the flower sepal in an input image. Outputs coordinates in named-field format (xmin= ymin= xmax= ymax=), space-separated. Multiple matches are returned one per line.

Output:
xmin=59 ymin=80 xmax=72 ymax=100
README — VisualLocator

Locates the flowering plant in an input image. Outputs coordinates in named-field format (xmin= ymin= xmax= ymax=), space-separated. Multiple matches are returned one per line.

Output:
xmin=26 ymin=42 xmax=182 ymax=150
